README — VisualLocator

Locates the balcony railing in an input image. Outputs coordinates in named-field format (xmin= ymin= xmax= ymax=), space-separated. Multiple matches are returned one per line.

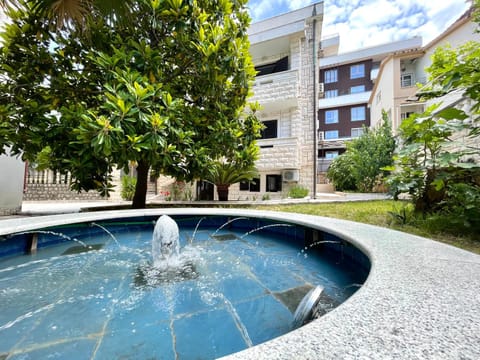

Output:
xmin=256 ymin=137 xmax=300 ymax=169
xmin=317 ymin=158 xmax=332 ymax=173
xmin=318 ymin=91 xmax=371 ymax=108
xmin=251 ymin=70 xmax=299 ymax=111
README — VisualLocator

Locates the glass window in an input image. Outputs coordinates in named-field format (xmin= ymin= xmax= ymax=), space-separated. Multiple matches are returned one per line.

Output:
xmin=351 ymin=106 xmax=366 ymax=121
xmin=249 ymin=178 xmax=260 ymax=192
xmin=239 ymin=181 xmax=249 ymax=191
xmin=350 ymin=64 xmax=365 ymax=79
xmin=261 ymin=120 xmax=277 ymax=139
xmin=240 ymin=178 xmax=260 ymax=192
xmin=401 ymin=112 xmax=415 ymax=120
xmin=325 ymin=110 xmax=338 ymax=124
xmin=255 ymin=56 xmax=289 ymax=76
xmin=325 ymin=151 xmax=339 ymax=159
xmin=324 ymin=130 xmax=339 ymax=140
xmin=325 ymin=89 xmax=338 ymax=98
xmin=351 ymin=128 xmax=364 ymax=138
xmin=324 ymin=69 xmax=338 ymax=84
xmin=266 ymin=175 xmax=282 ymax=192
xmin=350 ymin=85 xmax=365 ymax=94
xmin=401 ymin=73 xmax=414 ymax=87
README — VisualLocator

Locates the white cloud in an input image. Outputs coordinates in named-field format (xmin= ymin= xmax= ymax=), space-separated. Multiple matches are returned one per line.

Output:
xmin=321 ymin=0 xmax=470 ymax=52
xmin=247 ymin=0 xmax=471 ymax=53
xmin=248 ymin=0 xmax=285 ymax=21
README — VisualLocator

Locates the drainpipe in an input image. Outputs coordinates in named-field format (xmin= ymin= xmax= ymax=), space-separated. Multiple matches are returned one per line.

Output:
xmin=312 ymin=6 xmax=318 ymax=199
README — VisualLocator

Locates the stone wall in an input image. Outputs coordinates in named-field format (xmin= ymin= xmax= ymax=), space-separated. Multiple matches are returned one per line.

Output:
xmin=24 ymin=183 xmax=104 ymax=201
xmin=24 ymin=168 xmax=104 ymax=201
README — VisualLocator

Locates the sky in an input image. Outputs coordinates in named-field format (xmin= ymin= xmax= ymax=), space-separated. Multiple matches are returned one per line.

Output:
xmin=247 ymin=0 xmax=472 ymax=53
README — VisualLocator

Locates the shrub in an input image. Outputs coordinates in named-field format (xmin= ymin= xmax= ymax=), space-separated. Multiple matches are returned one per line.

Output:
xmin=121 ymin=175 xmax=137 ymax=201
xmin=326 ymin=152 xmax=356 ymax=191
xmin=438 ymin=183 xmax=480 ymax=233
xmin=288 ymin=185 xmax=309 ymax=198
xmin=327 ymin=111 xmax=395 ymax=192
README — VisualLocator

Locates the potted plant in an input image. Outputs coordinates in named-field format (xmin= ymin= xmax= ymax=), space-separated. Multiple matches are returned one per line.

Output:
xmin=205 ymin=161 xmax=258 ymax=201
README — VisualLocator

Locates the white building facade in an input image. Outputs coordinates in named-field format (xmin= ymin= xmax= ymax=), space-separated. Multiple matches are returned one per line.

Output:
xmin=226 ymin=2 xmax=323 ymax=200
xmin=370 ymin=7 xmax=480 ymax=134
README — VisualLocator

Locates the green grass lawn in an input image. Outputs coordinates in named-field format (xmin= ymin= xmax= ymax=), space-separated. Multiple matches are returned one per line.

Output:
xmin=252 ymin=200 xmax=480 ymax=255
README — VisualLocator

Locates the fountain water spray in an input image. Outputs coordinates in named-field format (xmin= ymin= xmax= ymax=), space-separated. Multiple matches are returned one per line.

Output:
xmin=152 ymin=215 xmax=180 ymax=266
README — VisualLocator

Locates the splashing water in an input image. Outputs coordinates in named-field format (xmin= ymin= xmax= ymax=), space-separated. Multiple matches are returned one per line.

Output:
xmin=212 ymin=217 xmax=248 ymax=237
xmin=152 ymin=215 xmax=180 ymax=267
xmin=191 ymin=216 xmax=206 ymax=243
xmin=91 ymin=223 xmax=122 ymax=247
xmin=240 ymin=223 xmax=293 ymax=239
xmin=10 ymin=230 xmax=88 ymax=248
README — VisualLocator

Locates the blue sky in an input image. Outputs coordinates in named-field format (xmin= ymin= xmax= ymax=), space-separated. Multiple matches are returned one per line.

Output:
xmin=247 ymin=0 xmax=471 ymax=52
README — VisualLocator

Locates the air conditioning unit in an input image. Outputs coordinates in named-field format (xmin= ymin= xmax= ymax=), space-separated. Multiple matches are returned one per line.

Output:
xmin=318 ymin=82 xmax=324 ymax=95
xmin=282 ymin=169 xmax=299 ymax=182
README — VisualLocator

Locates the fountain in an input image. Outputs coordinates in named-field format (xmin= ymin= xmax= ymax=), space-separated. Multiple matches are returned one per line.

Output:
xmin=0 ymin=211 xmax=370 ymax=359
xmin=152 ymin=214 xmax=180 ymax=264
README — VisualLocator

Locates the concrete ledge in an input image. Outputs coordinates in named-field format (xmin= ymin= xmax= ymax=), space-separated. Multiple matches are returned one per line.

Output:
xmin=316 ymin=184 xmax=335 ymax=193
xmin=0 ymin=208 xmax=479 ymax=359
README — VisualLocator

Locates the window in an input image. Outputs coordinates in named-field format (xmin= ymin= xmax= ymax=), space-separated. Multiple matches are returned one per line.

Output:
xmin=325 ymin=110 xmax=339 ymax=124
xmin=261 ymin=120 xmax=277 ymax=139
xmin=401 ymin=112 xmax=414 ymax=120
xmin=325 ymin=151 xmax=339 ymax=159
xmin=266 ymin=175 xmax=282 ymax=192
xmin=350 ymin=85 xmax=365 ymax=94
xmin=324 ymin=130 xmax=339 ymax=140
xmin=255 ymin=56 xmax=289 ymax=76
xmin=324 ymin=69 xmax=338 ymax=83
xmin=350 ymin=64 xmax=365 ymax=79
xmin=351 ymin=106 xmax=366 ymax=121
xmin=325 ymin=89 xmax=338 ymax=98
xmin=351 ymin=127 xmax=364 ymax=138
xmin=401 ymin=73 xmax=414 ymax=87
xmin=240 ymin=178 xmax=260 ymax=192
xmin=249 ymin=178 xmax=260 ymax=192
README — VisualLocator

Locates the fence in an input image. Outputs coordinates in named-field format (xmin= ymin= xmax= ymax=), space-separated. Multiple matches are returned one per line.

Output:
xmin=24 ymin=167 xmax=103 ymax=201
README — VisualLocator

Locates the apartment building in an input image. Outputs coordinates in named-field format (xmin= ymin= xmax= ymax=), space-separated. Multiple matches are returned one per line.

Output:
xmin=370 ymin=6 xmax=480 ymax=133
xmin=224 ymin=2 xmax=323 ymax=200
xmin=316 ymin=36 xmax=422 ymax=179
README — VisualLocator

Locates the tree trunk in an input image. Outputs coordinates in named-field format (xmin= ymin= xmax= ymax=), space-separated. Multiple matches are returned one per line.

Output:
xmin=216 ymin=184 xmax=230 ymax=201
xmin=132 ymin=160 xmax=149 ymax=209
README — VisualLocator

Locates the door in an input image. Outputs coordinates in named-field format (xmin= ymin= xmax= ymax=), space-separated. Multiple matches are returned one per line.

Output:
xmin=196 ymin=180 xmax=214 ymax=201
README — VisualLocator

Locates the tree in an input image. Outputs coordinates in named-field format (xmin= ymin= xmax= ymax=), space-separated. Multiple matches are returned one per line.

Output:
xmin=387 ymin=0 xmax=480 ymax=229
xmin=327 ymin=111 xmax=395 ymax=192
xmin=0 ymin=0 xmax=132 ymax=28
xmin=0 ymin=0 xmax=262 ymax=208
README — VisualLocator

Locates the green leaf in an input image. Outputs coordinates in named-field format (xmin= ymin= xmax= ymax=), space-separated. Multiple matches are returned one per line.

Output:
xmin=435 ymin=107 xmax=468 ymax=121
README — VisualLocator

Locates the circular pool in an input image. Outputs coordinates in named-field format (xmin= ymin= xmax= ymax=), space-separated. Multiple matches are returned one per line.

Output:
xmin=0 ymin=210 xmax=369 ymax=359
xmin=1 ymin=208 xmax=479 ymax=359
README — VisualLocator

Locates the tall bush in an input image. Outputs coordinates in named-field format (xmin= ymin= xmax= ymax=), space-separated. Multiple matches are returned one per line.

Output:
xmin=327 ymin=111 xmax=395 ymax=192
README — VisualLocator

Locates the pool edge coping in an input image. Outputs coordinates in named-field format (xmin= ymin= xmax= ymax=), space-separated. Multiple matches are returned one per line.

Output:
xmin=1 ymin=208 xmax=479 ymax=359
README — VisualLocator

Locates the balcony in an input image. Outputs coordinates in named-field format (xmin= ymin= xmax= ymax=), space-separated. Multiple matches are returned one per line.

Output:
xmin=256 ymin=137 xmax=300 ymax=170
xmin=317 ymin=158 xmax=332 ymax=173
xmin=318 ymin=91 xmax=371 ymax=109
xmin=251 ymin=70 xmax=299 ymax=112
xmin=318 ymin=131 xmax=359 ymax=144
